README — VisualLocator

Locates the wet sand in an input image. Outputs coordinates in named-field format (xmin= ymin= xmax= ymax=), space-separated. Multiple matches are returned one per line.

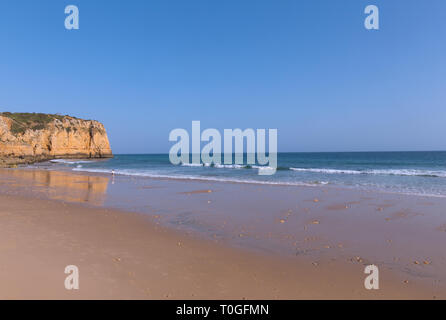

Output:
xmin=0 ymin=168 xmax=445 ymax=299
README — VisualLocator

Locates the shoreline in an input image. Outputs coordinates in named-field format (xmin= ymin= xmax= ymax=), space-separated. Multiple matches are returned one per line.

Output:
xmin=0 ymin=167 xmax=445 ymax=299
xmin=72 ymin=167 xmax=446 ymax=199
xmin=22 ymin=162 xmax=446 ymax=199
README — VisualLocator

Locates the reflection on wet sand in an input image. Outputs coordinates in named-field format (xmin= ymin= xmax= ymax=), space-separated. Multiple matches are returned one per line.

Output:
xmin=0 ymin=169 xmax=109 ymax=205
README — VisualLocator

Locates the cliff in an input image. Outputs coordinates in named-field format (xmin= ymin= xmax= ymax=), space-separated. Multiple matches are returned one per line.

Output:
xmin=0 ymin=112 xmax=113 ymax=167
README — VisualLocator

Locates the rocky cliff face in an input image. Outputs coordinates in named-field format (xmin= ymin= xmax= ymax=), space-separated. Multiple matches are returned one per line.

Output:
xmin=0 ymin=113 xmax=112 ymax=167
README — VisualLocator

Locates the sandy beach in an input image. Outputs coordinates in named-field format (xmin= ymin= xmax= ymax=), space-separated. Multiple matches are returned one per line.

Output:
xmin=1 ymin=0 xmax=445 ymax=305
xmin=0 ymin=168 xmax=445 ymax=299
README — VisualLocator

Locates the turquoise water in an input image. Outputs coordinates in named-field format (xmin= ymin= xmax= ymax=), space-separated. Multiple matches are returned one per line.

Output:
xmin=43 ymin=152 xmax=446 ymax=197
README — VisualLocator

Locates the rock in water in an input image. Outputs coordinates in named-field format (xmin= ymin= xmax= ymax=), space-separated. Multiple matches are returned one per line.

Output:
xmin=0 ymin=112 xmax=113 ymax=167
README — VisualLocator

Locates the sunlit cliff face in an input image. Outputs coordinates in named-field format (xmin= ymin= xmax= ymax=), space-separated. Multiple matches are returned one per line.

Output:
xmin=0 ymin=114 xmax=112 ymax=167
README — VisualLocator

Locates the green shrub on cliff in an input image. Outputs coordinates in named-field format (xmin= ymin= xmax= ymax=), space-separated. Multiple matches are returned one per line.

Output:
xmin=0 ymin=112 xmax=72 ymax=135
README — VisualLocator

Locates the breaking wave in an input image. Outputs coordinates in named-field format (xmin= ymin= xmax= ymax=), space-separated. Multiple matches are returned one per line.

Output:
xmin=179 ymin=164 xmax=446 ymax=178
xmin=290 ymin=167 xmax=446 ymax=178
xmin=72 ymin=167 xmax=327 ymax=187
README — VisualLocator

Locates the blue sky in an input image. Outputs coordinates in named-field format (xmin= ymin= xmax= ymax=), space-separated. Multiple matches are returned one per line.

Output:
xmin=0 ymin=0 xmax=445 ymax=153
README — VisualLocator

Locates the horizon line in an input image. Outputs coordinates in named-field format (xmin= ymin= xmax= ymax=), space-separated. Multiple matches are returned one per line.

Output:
xmin=110 ymin=150 xmax=446 ymax=155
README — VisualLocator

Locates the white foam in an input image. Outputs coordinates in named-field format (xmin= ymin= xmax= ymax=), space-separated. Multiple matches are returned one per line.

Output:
xmin=252 ymin=165 xmax=276 ymax=170
xmin=50 ymin=159 xmax=95 ymax=165
xmin=366 ymin=169 xmax=446 ymax=177
xmin=181 ymin=162 xmax=248 ymax=169
xmin=214 ymin=164 xmax=246 ymax=169
xmin=290 ymin=168 xmax=362 ymax=174
xmin=181 ymin=163 xmax=203 ymax=167
xmin=290 ymin=167 xmax=446 ymax=177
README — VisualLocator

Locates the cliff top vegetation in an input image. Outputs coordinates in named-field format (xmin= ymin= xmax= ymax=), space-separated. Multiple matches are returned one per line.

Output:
xmin=0 ymin=112 xmax=82 ymax=135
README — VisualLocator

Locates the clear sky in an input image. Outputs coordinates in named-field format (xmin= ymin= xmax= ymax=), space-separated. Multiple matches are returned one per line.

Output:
xmin=0 ymin=0 xmax=445 ymax=153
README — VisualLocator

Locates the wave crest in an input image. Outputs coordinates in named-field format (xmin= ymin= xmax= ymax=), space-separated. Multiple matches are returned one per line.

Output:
xmin=290 ymin=167 xmax=446 ymax=177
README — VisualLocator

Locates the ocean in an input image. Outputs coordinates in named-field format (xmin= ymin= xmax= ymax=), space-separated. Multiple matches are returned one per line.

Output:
xmin=41 ymin=151 xmax=446 ymax=197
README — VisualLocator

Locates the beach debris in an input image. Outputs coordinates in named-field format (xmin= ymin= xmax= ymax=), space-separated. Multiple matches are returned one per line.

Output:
xmin=279 ymin=219 xmax=286 ymax=224
xmin=323 ymin=245 xmax=331 ymax=249
xmin=113 ymin=257 xmax=121 ymax=262
xmin=413 ymin=260 xmax=420 ymax=265
xmin=312 ymin=262 xmax=319 ymax=266
xmin=207 ymin=200 xmax=211 ymax=204
xmin=207 ymin=189 xmax=212 ymax=193
xmin=311 ymin=220 xmax=320 ymax=224
xmin=177 ymin=241 xmax=182 ymax=247
xmin=313 ymin=198 xmax=319 ymax=203
xmin=338 ymin=243 xmax=344 ymax=248
xmin=423 ymin=260 xmax=431 ymax=265
xmin=377 ymin=207 xmax=384 ymax=212
xmin=403 ymin=280 xmax=409 ymax=284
